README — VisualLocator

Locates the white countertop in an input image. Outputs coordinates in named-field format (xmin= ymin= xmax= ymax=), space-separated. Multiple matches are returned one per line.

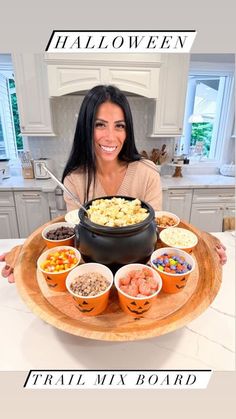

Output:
xmin=0 ymin=176 xmax=57 ymax=192
xmin=0 ymin=232 xmax=235 ymax=371
xmin=0 ymin=174 xmax=235 ymax=192
xmin=161 ymin=174 xmax=235 ymax=190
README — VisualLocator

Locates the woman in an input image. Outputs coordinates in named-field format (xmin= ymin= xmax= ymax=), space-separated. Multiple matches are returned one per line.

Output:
xmin=0 ymin=85 xmax=227 ymax=282
xmin=62 ymin=84 xmax=162 ymax=211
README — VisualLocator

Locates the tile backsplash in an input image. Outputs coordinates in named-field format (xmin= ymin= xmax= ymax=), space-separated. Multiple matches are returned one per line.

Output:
xmin=27 ymin=95 xmax=174 ymax=178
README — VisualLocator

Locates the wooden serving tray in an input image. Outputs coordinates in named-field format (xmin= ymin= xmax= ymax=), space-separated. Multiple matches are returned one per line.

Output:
xmin=14 ymin=217 xmax=222 ymax=341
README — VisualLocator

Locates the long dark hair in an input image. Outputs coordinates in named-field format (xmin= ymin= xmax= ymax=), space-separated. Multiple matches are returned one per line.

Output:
xmin=62 ymin=84 xmax=142 ymax=202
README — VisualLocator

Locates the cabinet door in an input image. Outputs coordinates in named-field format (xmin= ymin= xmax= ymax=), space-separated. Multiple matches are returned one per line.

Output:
xmin=190 ymin=203 xmax=223 ymax=232
xmin=47 ymin=65 xmax=102 ymax=97
xmin=12 ymin=53 xmax=55 ymax=136
xmin=166 ymin=189 xmax=193 ymax=222
xmin=106 ymin=67 xmax=160 ymax=98
xmin=0 ymin=207 xmax=19 ymax=239
xmin=193 ymin=188 xmax=235 ymax=204
xmin=149 ymin=54 xmax=189 ymax=137
xmin=14 ymin=191 xmax=50 ymax=238
xmin=162 ymin=190 xmax=168 ymax=211
xmin=0 ymin=191 xmax=15 ymax=206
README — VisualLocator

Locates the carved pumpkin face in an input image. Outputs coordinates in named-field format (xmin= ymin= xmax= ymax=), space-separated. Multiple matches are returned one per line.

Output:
xmin=175 ymin=276 xmax=187 ymax=290
xmin=117 ymin=293 xmax=157 ymax=318
xmin=46 ymin=275 xmax=58 ymax=288
xmin=151 ymin=248 xmax=195 ymax=294
xmin=65 ymin=264 xmax=113 ymax=316
xmin=37 ymin=245 xmax=81 ymax=293
xmin=73 ymin=297 xmax=95 ymax=313
xmin=114 ymin=264 xmax=162 ymax=318
xmin=158 ymin=271 xmax=190 ymax=294
xmin=44 ymin=273 xmax=67 ymax=292
xmin=68 ymin=288 xmax=111 ymax=317
xmin=127 ymin=300 xmax=151 ymax=315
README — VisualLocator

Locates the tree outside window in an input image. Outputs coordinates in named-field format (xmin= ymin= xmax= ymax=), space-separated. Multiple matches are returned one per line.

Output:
xmin=191 ymin=122 xmax=213 ymax=157
xmin=8 ymin=78 xmax=23 ymax=151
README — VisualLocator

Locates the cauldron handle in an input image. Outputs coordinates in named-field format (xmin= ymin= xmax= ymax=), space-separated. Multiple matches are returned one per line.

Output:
xmin=74 ymin=223 xmax=80 ymax=249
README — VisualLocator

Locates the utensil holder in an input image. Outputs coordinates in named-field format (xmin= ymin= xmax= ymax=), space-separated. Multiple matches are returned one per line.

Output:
xmin=22 ymin=166 xmax=34 ymax=179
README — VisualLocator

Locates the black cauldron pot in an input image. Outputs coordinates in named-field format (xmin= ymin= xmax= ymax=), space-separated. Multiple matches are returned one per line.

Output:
xmin=74 ymin=196 xmax=158 ymax=271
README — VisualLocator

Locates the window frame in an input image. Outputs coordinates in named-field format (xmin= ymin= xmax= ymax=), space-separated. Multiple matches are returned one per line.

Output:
xmin=0 ymin=61 xmax=19 ymax=159
xmin=183 ymin=60 xmax=235 ymax=166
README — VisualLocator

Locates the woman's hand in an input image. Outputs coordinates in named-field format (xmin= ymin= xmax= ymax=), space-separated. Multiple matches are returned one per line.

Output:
xmin=0 ymin=246 xmax=22 ymax=283
xmin=215 ymin=242 xmax=227 ymax=265
xmin=0 ymin=253 xmax=15 ymax=283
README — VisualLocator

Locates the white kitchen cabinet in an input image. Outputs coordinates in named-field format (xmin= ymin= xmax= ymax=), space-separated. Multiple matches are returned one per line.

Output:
xmin=162 ymin=189 xmax=168 ymax=210
xmin=46 ymin=54 xmax=161 ymax=98
xmin=14 ymin=191 xmax=50 ymax=238
xmin=190 ymin=203 xmax=224 ymax=232
xmin=164 ymin=188 xmax=193 ymax=221
xmin=0 ymin=191 xmax=19 ymax=238
xmin=0 ymin=207 xmax=19 ymax=239
xmin=148 ymin=54 xmax=190 ymax=137
xmin=190 ymin=188 xmax=235 ymax=232
xmin=12 ymin=53 xmax=55 ymax=136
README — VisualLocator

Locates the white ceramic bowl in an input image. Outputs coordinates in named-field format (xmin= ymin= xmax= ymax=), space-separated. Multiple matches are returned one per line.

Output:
xmin=65 ymin=209 xmax=80 ymax=226
xmin=159 ymin=227 xmax=198 ymax=253
xmin=155 ymin=211 xmax=180 ymax=231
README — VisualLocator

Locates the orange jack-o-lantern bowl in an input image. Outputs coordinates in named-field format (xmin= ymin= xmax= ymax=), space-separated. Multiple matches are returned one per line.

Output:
xmin=42 ymin=222 xmax=75 ymax=249
xmin=114 ymin=264 xmax=162 ymax=318
xmin=37 ymin=246 xmax=81 ymax=292
xmin=66 ymin=263 xmax=114 ymax=316
xmin=150 ymin=247 xmax=195 ymax=294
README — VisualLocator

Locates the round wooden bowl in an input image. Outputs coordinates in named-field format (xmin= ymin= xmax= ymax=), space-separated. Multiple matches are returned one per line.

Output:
xmin=14 ymin=216 xmax=222 ymax=341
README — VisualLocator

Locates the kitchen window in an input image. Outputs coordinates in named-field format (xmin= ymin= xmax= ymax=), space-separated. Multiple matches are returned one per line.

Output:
xmin=0 ymin=62 xmax=22 ymax=159
xmin=179 ymin=62 xmax=235 ymax=163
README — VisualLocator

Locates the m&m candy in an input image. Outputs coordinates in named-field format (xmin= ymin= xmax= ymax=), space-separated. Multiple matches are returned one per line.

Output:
xmin=152 ymin=253 xmax=192 ymax=274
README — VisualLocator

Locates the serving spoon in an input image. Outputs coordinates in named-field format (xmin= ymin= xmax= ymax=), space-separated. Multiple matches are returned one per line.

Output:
xmin=39 ymin=163 xmax=88 ymax=214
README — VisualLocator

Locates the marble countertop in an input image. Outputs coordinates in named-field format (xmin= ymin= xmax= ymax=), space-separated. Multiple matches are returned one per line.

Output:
xmin=0 ymin=176 xmax=57 ymax=192
xmin=0 ymin=232 xmax=235 ymax=371
xmin=0 ymin=174 xmax=235 ymax=193
xmin=161 ymin=174 xmax=235 ymax=190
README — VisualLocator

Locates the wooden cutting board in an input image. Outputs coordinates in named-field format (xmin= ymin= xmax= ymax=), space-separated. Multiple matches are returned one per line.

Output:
xmin=14 ymin=217 xmax=222 ymax=341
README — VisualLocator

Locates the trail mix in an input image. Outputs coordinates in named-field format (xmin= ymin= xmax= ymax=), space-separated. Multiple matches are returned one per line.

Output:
xmin=70 ymin=273 xmax=110 ymax=296
xmin=155 ymin=215 xmax=177 ymax=228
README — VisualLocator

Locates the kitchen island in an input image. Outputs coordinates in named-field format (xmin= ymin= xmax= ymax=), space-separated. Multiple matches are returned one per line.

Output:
xmin=0 ymin=232 xmax=234 ymax=371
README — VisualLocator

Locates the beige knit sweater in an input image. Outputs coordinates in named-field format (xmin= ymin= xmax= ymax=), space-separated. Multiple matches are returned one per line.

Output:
xmin=63 ymin=159 xmax=162 ymax=211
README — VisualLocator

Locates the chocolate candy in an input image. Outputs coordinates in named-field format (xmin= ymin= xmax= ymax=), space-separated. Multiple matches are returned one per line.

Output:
xmin=152 ymin=253 xmax=192 ymax=274
xmin=46 ymin=226 xmax=75 ymax=240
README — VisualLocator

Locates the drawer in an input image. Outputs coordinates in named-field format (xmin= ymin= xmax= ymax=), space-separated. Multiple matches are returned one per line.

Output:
xmin=193 ymin=188 xmax=235 ymax=203
xmin=0 ymin=191 xmax=15 ymax=206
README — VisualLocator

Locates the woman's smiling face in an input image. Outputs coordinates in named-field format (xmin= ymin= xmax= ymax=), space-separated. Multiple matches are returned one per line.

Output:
xmin=93 ymin=101 xmax=126 ymax=163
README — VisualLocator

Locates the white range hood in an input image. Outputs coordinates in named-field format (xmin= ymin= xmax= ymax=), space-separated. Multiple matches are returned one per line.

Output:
xmin=45 ymin=53 xmax=162 ymax=99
